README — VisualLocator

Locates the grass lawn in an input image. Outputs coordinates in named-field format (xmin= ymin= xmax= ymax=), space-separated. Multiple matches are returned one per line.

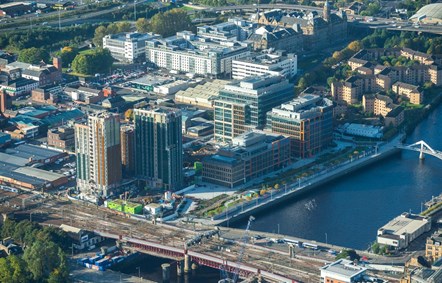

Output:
xmin=68 ymin=71 xmax=93 ymax=78
xmin=404 ymin=103 xmax=424 ymax=109
xmin=179 ymin=6 xmax=196 ymax=11
xmin=79 ymin=49 xmax=95 ymax=55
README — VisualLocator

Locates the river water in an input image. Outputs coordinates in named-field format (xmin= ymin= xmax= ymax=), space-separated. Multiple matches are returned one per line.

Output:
xmin=234 ymin=105 xmax=442 ymax=250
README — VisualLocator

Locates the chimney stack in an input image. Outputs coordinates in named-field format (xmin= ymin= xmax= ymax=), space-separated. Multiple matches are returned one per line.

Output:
xmin=53 ymin=57 xmax=62 ymax=72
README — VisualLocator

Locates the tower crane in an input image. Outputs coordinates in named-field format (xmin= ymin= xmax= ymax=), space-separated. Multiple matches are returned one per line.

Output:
xmin=220 ymin=215 xmax=255 ymax=283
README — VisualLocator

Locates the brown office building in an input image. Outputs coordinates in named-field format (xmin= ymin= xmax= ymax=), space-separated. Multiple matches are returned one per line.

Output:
xmin=202 ymin=131 xmax=290 ymax=188
xmin=47 ymin=126 xmax=75 ymax=151
xmin=267 ymin=94 xmax=334 ymax=159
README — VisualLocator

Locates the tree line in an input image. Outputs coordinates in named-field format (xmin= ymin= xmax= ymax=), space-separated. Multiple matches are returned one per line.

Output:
xmin=0 ymin=25 xmax=95 ymax=53
xmin=0 ymin=219 xmax=71 ymax=283
xmin=297 ymin=30 xmax=442 ymax=91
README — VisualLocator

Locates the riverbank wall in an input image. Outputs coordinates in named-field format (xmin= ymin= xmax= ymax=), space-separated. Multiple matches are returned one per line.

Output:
xmin=219 ymin=147 xmax=401 ymax=226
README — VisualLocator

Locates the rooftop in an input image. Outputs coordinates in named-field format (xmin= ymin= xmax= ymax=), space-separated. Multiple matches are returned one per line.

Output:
xmin=5 ymin=144 xmax=64 ymax=161
xmin=378 ymin=212 xmax=430 ymax=236
xmin=175 ymin=80 xmax=229 ymax=101
xmin=321 ymin=259 xmax=366 ymax=278
xmin=13 ymin=167 xmax=65 ymax=182
xmin=60 ymin=224 xmax=82 ymax=234
xmin=0 ymin=153 xmax=28 ymax=167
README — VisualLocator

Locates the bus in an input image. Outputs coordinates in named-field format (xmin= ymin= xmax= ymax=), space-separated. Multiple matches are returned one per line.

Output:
xmin=303 ymin=242 xmax=319 ymax=250
xmin=284 ymin=238 xmax=302 ymax=248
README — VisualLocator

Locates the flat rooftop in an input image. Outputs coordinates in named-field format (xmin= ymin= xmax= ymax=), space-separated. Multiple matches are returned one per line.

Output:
xmin=321 ymin=259 xmax=366 ymax=278
xmin=379 ymin=212 xmax=429 ymax=235
xmin=0 ymin=152 xmax=29 ymax=167
xmin=14 ymin=167 xmax=65 ymax=182
xmin=130 ymin=75 xmax=172 ymax=86
xmin=175 ymin=80 xmax=228 ymax=100
xmin=5 ymin=144 xmax=64 ymax=161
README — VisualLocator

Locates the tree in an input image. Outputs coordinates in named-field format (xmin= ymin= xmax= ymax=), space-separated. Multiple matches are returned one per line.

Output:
xmin=0 ymin=256 xmax=30 ymax=283
xmin=297 ymin=77 xmax=308 ymax=90
xmin=327 ymin=76 xmax=337 ymax=87
xmin=136 ymin=18 xmax=150 ymax=33
xmin=116 ymin=22 xmax=131 ymax=33
xmin=18 ymin=47 xmax=50 ymax=64
xmin=54 ymin=46 xmax=79 ymax=68
xmin=347 ymin=40 xmax=362 ymax=53
xmin=124 ymin=109 xmax=134 ymax=121
xmin=0 ymin=257 xmax=14 ymax=283
xmin=92 ymin=22 xmax=133 ymax=48
xmin=13 ymin=220 xmax=38 ymax=246
xmin=1 ymin=219 xmax=16 ymax=239
xmin=335 ymin=249 xmax=361 ymax=261
xmin=150 ymin=9 xmax=194 ymax=37
xmin=71 ymin=48 xmax=114 ymax=75
xmin=71 ymin=53 xmax=91 ymax=74
xmin=332 ymin=51 xmax=343 ymax=62
xmin=93 ymin=25 xmax=107 ymax=48
xmin=24 ymin=240 xmax=64 ymax=282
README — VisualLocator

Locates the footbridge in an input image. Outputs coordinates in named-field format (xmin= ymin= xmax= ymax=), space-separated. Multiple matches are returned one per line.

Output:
xmin=397 ymin=140 xmax=442 ymax=160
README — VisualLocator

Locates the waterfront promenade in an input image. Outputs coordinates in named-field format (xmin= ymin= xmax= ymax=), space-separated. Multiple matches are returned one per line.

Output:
xmin=207 ymin=134 xmax=405 ymax=226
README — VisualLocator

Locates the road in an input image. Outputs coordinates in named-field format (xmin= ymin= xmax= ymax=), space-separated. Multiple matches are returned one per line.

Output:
xmin=4 ymin=1 xmax=442 ymax=36
xmin=190 ymin=3 xmax=442 ymax=36
xmin=0 ymin=0 xmax=146 ymax=31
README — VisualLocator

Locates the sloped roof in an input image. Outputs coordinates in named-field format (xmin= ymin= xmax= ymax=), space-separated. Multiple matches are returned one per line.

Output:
xmin=411 ymin=4 xmax=442 ymax=21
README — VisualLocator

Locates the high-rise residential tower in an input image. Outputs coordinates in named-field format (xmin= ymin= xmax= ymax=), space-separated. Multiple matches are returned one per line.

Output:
xmin=120 ymin=125 xmax=135 ymax=178
xmin=134 ymin=107 xmax=183 ymax=191
xmin=75 ymin=112 xmax=122 ymax=199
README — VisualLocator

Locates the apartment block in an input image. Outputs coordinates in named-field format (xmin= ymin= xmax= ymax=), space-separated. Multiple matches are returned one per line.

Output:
xmin=349 ymin=48 xmax=442 ymax=86
xmin=392 ymin=81 xmax=424 ymax=105
xmin=75 ymin=112 xmax=122 ymax=200
xmin=103 ymin=32 xmax=160 ymax=63
xmin=426 ymin=231 xmax=442 ymax=261
xmin=145 ymin=31 xmax=250 ymax=76
xmin=362 ymin=94 xmax=394 ymax=116
xmin=134 ymin=107 xmax=183 ymax=191
xmin=120 ymin=125 xmax=135 ymax=178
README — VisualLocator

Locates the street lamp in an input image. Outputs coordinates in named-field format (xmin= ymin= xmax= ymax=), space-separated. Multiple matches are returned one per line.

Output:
xmin=136 ymin=266 xmax=141 ymax=282
xmin=134 ymin=0 xmax=137 ymax=21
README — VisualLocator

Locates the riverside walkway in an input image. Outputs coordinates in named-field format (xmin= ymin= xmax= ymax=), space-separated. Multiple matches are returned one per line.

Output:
xmin=207 ymin=135 xmax=405 ymax=226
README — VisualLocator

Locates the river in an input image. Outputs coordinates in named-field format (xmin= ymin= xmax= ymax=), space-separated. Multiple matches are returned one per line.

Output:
xmin=233 ymin=105 xmax=442 ymax=250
